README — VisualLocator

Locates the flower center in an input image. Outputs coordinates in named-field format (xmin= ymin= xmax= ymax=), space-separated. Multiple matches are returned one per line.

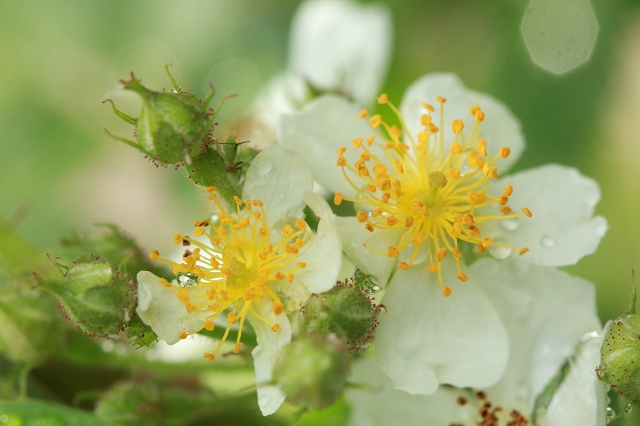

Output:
xmin=150 ymin=188 xmax=309 ymax=360
xmin=334 ymin=94 xmax=531 ymax=297
xmin=456 ymin=391 xmax=532 ymax=426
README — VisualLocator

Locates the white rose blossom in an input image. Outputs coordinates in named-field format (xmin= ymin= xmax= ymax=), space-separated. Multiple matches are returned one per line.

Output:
xmin=346 ymin=261 xmax=607 ymax=426
xmin=246 ymin=0 xmax=392 ymax=146
xmin=278 ymin=73 xmax=607 ymax=393
xmin=136 ymin=144 xmax=342 ymax=415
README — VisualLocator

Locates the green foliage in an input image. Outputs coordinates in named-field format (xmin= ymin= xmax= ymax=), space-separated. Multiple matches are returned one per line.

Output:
xmin=0 ymin=400 xmax=111 ymax=426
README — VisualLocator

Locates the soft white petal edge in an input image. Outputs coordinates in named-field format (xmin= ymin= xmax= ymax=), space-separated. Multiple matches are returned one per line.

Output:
xmin=136 ymin=271 xmax=207 ymax=345
xmin=250 ymin=298 xmax=292 ymax=416
xmin=292 ymin=191 xmax=342 ymax=294
xmin=399 ymin=73 xmax=525 ymax=173
xmin=376 ymin=264 xmax=509 ymax=394
xmin=288 ymin=0 xmax=392 ymax=106
xmin=278 ymin=94 xmax=382 ymax=198
xmin=541 ymin=334 xmax=608 ymax=426
xmin=243 ymin=144 xmax=313 ymax=226
xmin=485 ymin=164 xmax=607 ymax=267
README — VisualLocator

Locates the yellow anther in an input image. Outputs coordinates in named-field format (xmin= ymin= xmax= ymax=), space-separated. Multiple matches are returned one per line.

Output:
xmin=177 ymin=288 xmax=188 ymax=300
xmin=451 ymin=249 xmax=462 ymax=258
xmin=271 ymin=323 xmax=280 ymax=332
xmin=353 ymin=137 xmax=364 ymax=148
xmin=194 ymin=227 xmax=205 ymax=237
xmin=467 ymin=191 xmax=487 ymax=205
xmin=234 ymin=343 xmax=242 ymax=353
xmin=377 ymin=93 xmax=389 ymax=104
xmin=499 ymin=147 xmax=511 ymax=159
xmin=336 ymin=157 xmax=347 ymax=167
xmin=357 ymin=109 xmax=368 ymax=119
xmin=448 ymin=167 xmax=461 ymax=179
xmin=149 ymin=250 xmax=159 ymax=260
xmin=436 ymin=247 xmax=448 ymax=261
xmin=452 ymin=119 xmax=464 ymax=134
xmin=334 ymin=192 xmax=343 ymax=206
xmin=358 ymin=165 xmax=370 ymax=176
xmin=483 ymin=162 xmax=491 ymax=176
xmin=366 ymin=136 xmax=375 ymax=146
xmin=245 ymin=200 xmax=252 ymax=210
xmin=468 ymin=226 xmax=480 ymax=237
xmin=204 ymin=320 xmax=215 ymax=331
xmin=436 ymin=96 xmax=447 ymax=103
xmin=427 ymin=263 xmax=438 ymax=273
xmin=274 ymin=271 xmax=285 ymax=280
xmin=370 ymin=115 xmax=382 ymax=127
xmin=470 ymin=105 xmax=481 ymax=115
xmin=206 ymin=186 xmax=217 ymax=193
xmin=456 ymin=271 xmax=469 ymax=282
xmin=179 ymin=332 xmax=188 ymax=340
xmin=295 ymin=219 xmax=306 ymax=229
xmin=296 ymin=262 xmax=307 ymax=269
xmin=480 ymin=236 xmax=493 ymax=248
xmin=338 ymin=147 xmax=347 ymax=156
xmin=388 ymin=246 xmax=399 ymax=257
xmin=387 ymin=216 xmax=399 ymax=226
xmin=405 ymin=216 xmax=414 ymax=227
xmin=365 ymin=224 xmax=374 ymax=232
xmin=283 ymin=225 xmax=293 ymax=236
xmin=398 ymin=262 xmax=410 ymax=270
xmin=504 ymin=184 xmax=513 ymax=197
xmin=449 ymin=223 xmax=462 ymax=239
xmin=519 ymin=247 xmax=530 ymax=255
xmin=173 ymin=233 xmax=181 ymax=245
xmin=522 ymin=207 xmax=532 ymax=217
xmin=233 ymin=196 xmax=243 ymax=206
xmin=450 ymin=142 xmax=463 ymax=155
xmin=204 ymin=353 xmax=215 ymax=361
xmin=286 ymin=272 xmax=294 ymax=283
xmin=478 ymin=139 xmax=487 ymax=157
xmin=423 ymin=102 xmax=435 ymax=112
xmin=253 ymin=200 xmax=263 ymax=207
xmin=475 ymin=110 xmax=485 ymax=121
xmin=356 ymin=211 xmax=368 ymax=223
xmin=464 ymin=214 xmax=475 ymax=226
xmin=442 ymin=286 xmax=452 ymax=297
xmin=160 ymin=277 xmax=171 ymax=287
xmin=227 ymin=311 xmax=238 ymax=324
xmin=412 ymin=233 xmax=425 ymax=246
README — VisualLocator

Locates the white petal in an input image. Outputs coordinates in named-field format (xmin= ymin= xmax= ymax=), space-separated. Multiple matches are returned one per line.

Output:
xmin=541 ymin=334 xmax=608 ymax=426
xmin=136 ymin=271 xmax=206 ymax=345
xmin=484 ymin=164 xmax=607 ymax=266
xmin=278 ymin=94 xmax=382 ymax=197
xmin=376 ymin=263 xmax=508 ymax=394
xmin=346 ymin=356 xmax=460 ymax=426
xmin=292 ymin=192 xmax=342 ymax=294
xmin=288 ymin=0 xmax=392 ymax=106
xmin=243 ymin=144 xmax=313 ymax=225
xmin=468 ymin=259 xmax=601 ymax=410
xmin=400 ymin=73 xmax=525 ymax=172
xmin=335 ymin=215 xmax=398 ymax=288
xmin=250 ymin=298 xmax=292 ymax=416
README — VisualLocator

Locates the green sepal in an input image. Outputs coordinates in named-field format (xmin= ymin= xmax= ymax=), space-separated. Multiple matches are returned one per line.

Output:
xmin=184 ymin=147 xmax=239 ymax=206
xmin=37 ymin=257 xmax=136 ymax=338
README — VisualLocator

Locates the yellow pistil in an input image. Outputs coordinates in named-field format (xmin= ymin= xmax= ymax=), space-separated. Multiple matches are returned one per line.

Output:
xmin=150 ymin=189 xmax=309 ymax=361
xmin=335 ymin=95 xmax=531 ymax=296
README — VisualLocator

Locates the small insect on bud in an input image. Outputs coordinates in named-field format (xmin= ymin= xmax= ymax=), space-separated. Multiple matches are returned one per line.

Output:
xmin=104 ymin=64 xmax=233 ymax=166
xmin=598 ymin=271 xmax=640 ymax=403
xmin=273 ymin=334 xmax=350 ymax=409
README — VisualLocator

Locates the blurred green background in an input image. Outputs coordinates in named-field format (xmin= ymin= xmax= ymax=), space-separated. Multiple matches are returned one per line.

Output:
xmin=1 ymin=0 xmax=639 ymax=326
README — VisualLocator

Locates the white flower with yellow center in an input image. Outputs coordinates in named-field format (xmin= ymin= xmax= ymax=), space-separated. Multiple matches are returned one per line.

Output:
xmin=136 ymin=144 xmax=342 ymax=415
xmin=279 ymin=73 xmax=607 ymax=393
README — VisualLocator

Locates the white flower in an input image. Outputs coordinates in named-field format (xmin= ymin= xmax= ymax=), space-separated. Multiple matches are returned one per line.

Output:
xmin=346 ymin=262 xmax=607 ymax=426
xmin=245 ymin=0 xmax=392 ymax=146
xmin=279 ymin=73 xmax=607 ymax=393
xmin=136 ymin=144 xmax=342 ymax=415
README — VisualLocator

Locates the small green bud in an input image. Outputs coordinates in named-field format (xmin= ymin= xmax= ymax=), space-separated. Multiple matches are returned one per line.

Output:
xmin=274 ymin=334 xmax=349 ymax=409
xmin=37 ymin=256 xmax=136 ymax=337
xmin=303 ymin=277 xmax=380 ymax=354
xmin=598 ymin=272 xmax=640 ymax=402
xmin=104 ymin=65 xmax=220 ymax=165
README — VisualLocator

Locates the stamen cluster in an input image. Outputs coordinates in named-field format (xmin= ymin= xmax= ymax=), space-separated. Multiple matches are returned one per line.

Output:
xmin=334 ymin=94 xmax=531 ymax=296
xmin=149 ymin=187 xmax=309 ymax=360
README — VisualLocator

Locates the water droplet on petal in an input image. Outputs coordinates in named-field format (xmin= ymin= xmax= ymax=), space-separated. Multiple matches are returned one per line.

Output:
xmin=253 ymin=157 xmax=272 ymax=175
xmin=606 ymin=407 xmax=616 ymax=421
xmin=501 ymin=219 xmax=519 ymax=231
xmin=258 ymin=395 xmax=270 ymax=407
xmin=177 ymin=272 xmax=198 ymax=288
xmin=541 ymin=235 xmax=555 ymax=247
xmin=489 ymin=244 xmax=512 ymax=260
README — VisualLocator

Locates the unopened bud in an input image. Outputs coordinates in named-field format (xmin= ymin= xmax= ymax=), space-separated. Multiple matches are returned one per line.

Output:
xmin=303 ymin=278 xmax=380 ymax=354
xmin=38 ymin=256 xmax=136 ymax=337
xmin=274 ymin=334 xmax=349 ymax=409
xmin=598 ymin=272 xmax=640 ymax=402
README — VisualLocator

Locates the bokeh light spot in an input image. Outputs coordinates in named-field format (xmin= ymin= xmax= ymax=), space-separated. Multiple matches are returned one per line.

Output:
xmin=521 ymin=0 xmax=598 ymax=75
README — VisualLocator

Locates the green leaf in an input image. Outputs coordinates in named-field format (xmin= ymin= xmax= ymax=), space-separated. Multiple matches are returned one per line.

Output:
xmin=0 ymin=400 xmax=111 ymax=426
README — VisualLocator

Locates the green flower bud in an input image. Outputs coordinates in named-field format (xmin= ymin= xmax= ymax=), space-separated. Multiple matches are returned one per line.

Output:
xmin=598 ymin=273 xmax=640 ymax=402
xmin=37 ymin=256 xmax=136 ymax=338
xmin=274 ymin=334 xmax=349 ymax=409
xmin=104 ymin=65 xmax=226 ymax=166
xmin=303 ymin=277 xmax=380 ymax=354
